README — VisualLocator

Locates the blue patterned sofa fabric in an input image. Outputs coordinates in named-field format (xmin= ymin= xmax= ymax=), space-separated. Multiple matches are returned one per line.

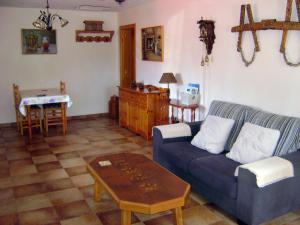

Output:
xmin=246 ymin=110 xmax=300 ymax=156
xmin=207 ymin=100 xmax=254 ymax=151
xmin=152 ymin=100 xmax=300 ymax=225
xmin=159 ymin=142 xmax=212 ymax=172
xmin=189 ymin=154 xmax=240 ymax=199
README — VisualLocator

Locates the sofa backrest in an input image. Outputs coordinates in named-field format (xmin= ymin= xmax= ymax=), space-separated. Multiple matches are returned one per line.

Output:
xmin=207 ymin=100 xmax=254 ymax=151
xmin=245 ymin=110 xmax=300 ymax=156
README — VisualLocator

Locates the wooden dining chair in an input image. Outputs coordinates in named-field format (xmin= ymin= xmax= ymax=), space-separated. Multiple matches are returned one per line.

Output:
xmin=12 ymin=84 xmax=43 ymax=135
xmin=43 ymin=81 xmax=67 ymax=134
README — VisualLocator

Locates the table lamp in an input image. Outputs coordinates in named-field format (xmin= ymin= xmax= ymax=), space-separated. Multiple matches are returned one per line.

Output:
xmin=159 ymin=72 xmax=177 ymax=102
xmin=159 ymin=72 xmax=177 ymax=90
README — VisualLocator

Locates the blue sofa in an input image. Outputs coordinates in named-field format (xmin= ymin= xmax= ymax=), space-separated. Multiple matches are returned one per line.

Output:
xmin=153 ymin=100 xmax=300 ymax=225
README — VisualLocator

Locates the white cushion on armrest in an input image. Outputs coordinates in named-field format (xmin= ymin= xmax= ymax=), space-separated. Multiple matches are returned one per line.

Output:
xmin=154 ymin=123 xmax=191 ymax=139
xmin=235 ymin=156 xmax=294 ymax=187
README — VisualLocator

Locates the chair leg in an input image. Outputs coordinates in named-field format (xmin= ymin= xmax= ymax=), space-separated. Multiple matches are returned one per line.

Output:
xmin=45 ymin=113 xmax=48 ymax=133
xmin=20 ymin=121 xmax=24 ymax=136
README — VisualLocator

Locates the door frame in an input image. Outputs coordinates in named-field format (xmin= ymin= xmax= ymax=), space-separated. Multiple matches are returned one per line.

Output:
xmin=119 ymin=24 xmax=136 ymax=87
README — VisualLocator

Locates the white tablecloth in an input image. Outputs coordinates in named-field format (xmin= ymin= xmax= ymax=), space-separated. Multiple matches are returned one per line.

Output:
xmin=19 ymin=88 xmax=73 ymax=116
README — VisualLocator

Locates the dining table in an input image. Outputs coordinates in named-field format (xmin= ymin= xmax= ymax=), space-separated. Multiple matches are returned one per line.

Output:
xmin=19 ymin=88 xmax=72 ymax=139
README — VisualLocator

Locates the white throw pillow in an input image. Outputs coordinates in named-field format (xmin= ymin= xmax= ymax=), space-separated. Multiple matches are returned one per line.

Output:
xmin=191 ymin=115 xmax=235 ymax=154
xmin=226 ymin=122 xmax=280 ymax=164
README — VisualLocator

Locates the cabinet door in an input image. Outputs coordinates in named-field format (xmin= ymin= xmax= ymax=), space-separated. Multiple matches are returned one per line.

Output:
xmin=128 ymin=101 xmax=138 ymax=133
xmin=137 ymin=108 xmax=148 ymax=138
xmin=119 ymin=97 xmax=128 ymax=127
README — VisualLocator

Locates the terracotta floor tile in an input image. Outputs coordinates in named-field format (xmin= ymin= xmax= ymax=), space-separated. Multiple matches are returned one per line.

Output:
xmin=7 ymin=151 xmax=30 ymax=161
xmin=4 ymin=139 xmax=26 ymax=148
xmin=97 ymin=209 xmax=140 ymax=225
xmin=38 ymin=169 xmax=69 ymax=182
xmin=18 ymin=207 xmax=59 ymax=225
xmin=0 ymin=177 xmax=14 ymax=189
xmin=60 ymin=157 xmax=86 ymax=168
xmin=54 ymin=200 xmax=91 ymax=220
xmin=16 ymin=193 xmax=53 ymax=212
xmin=0 ymin=167 xmax=10 ymax=178
xmin=36 ymin=161 xmax=62 ymax=172
xmin=143 ymin=214 xmax=173 ymax=225
xmin=30 ymin=149 xmax=52 ymax=157
xmin=44 ymin=178 xmax=74 ymax=192
xmin=60 ymin=213 xmax=102 ymax=225
xmin=46 ymin=187 xmax=84 ymax=205
xmin=56 ymin=151 xmax=80 ymax=160
xmin=0 ymin=188 xmax=14 ymax=200
xmin=0 ymin=198 xmax=16 ymax=216
xmin=13 ymin=183 xmax=48 ymax=198
xmin=85 ymin=196 xmax=118 ymax=214
xmin=9 ymin=158 xmax=33 ymax=167
xmin=65 ymin=165 xmax=87 ymax=176
xmin=79 ymin=185 xmax=94 ymax=199
xmin=12 ymin=173 xmax=43 ymax=187
xmin=0 ymin=213 xmax=18 ymax=225
xmin=71 ymin=173 xmax=94 ymax=187
xmin=0 ymin=160 xmax=9 ymax=169
xmin=26 ymin=142 xmax=50 ymax=152
xmin=182 ymin=205 xmax=222 ymax=225
xmin=135 ymin=211 xmax=172 ymax=222
xmin=0 ymin=117 xmax=298 ymax=225
xmin=10 ymin=164 xmax=38 ymax=176
xmin=0 ymin=153 xmax=6 ymax=160
xmin=32 ymin=154 xmax=58 ymax=164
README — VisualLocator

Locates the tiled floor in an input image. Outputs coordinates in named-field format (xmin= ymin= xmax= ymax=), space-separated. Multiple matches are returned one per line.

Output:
xmin=0 ymin=117 xmax=299 ymax=225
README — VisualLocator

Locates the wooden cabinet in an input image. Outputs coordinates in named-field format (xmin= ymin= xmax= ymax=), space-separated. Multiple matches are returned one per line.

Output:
xmin=119 ymin=86 xmax=169 ymax=140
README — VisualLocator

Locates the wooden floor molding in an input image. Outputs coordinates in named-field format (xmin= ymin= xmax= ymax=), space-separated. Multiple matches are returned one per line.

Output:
xmin=0 ymin=112 xmax=110 ymax=128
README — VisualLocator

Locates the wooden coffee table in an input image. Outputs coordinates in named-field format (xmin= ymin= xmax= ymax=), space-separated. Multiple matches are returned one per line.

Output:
xmin=87 ymin=153 xmax=190 ymax=225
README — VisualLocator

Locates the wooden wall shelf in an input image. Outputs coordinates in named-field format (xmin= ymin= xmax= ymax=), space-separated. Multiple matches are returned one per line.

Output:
xmin=76 ymin=30 xmax=114 ymax=42
xmin=75 ymin=20 xmax=114 ymax=43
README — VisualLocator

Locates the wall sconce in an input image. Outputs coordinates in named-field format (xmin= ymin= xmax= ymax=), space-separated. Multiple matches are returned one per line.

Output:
xmin=197 ymin=18 xmax=216 ymax=66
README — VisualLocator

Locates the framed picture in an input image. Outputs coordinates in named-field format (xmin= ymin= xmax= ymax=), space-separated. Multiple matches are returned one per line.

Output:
xmin=142 ymin=26 xmax=163 ymax=61
xmin=21 ymin=29 xmax=57 ymax=54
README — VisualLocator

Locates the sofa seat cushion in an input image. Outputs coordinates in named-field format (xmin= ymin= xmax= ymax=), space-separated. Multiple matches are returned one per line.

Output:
xmin=189 ymin=154 xmax=241 ymax=199
xmin=159 ymin=142 xmax=213 ymax=172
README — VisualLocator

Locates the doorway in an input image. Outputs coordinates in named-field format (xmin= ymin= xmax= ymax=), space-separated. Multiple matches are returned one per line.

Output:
xmin=119 ymin=24 xmax=136 ymax=88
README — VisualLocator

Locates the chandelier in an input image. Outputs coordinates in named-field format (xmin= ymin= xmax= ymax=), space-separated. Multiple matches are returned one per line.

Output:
xmin=115 ymin=0 xmax=126 ymax=4
xmin=33 ymin=0 xmax=69 ymax=31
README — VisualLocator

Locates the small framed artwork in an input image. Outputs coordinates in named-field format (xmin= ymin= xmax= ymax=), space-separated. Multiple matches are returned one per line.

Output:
xmin=142 ymin=26 xmax=163 ymax=62
xmin=21 ymin=29 xmax=57 ymax=54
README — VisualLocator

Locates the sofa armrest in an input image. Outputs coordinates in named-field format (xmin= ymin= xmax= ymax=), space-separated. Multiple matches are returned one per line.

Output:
xmin=236 ymin=151 xmax=300 ymax=225
xmin=152 ymin=121 xmax=202 ymax=163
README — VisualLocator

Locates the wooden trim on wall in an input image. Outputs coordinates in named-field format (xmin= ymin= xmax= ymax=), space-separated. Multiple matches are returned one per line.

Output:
xmin=119 ymin=24 xmax=136 ymax=87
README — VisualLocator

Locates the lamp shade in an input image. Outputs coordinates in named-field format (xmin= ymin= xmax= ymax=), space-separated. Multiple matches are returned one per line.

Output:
xmin=159 ymin=73 xmax=177 ymax=84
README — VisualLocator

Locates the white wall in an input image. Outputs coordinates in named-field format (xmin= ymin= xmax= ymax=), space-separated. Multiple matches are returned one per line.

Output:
xmin=0 ymin=7 xmax=119 ymax=124
xmin=119 ymin=0 xmax=300 ymax=120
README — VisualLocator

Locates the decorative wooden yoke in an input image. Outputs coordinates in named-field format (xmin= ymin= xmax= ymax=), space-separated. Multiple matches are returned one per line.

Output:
xmin=231 ymin=0 xmax=300 ymax=67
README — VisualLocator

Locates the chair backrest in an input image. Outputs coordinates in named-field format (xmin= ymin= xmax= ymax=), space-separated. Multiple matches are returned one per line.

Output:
xmin=60 ymin=81 xmax=66 ymax=93
xmin=12 ymin=83 xmax=21 ymax=106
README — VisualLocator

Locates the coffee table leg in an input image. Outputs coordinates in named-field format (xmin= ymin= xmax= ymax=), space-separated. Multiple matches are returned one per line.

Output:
xmin=121 ymin=210 xmax=131 ymax=225
xmin=94 ymin=181 xmax=103 ymax=202
xmin=173 ymin=207 xmax=183 ymax=225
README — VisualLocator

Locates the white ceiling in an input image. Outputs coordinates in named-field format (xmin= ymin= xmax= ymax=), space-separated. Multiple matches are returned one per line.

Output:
xmin=0 ymin=0 xmax=150 ymax=12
